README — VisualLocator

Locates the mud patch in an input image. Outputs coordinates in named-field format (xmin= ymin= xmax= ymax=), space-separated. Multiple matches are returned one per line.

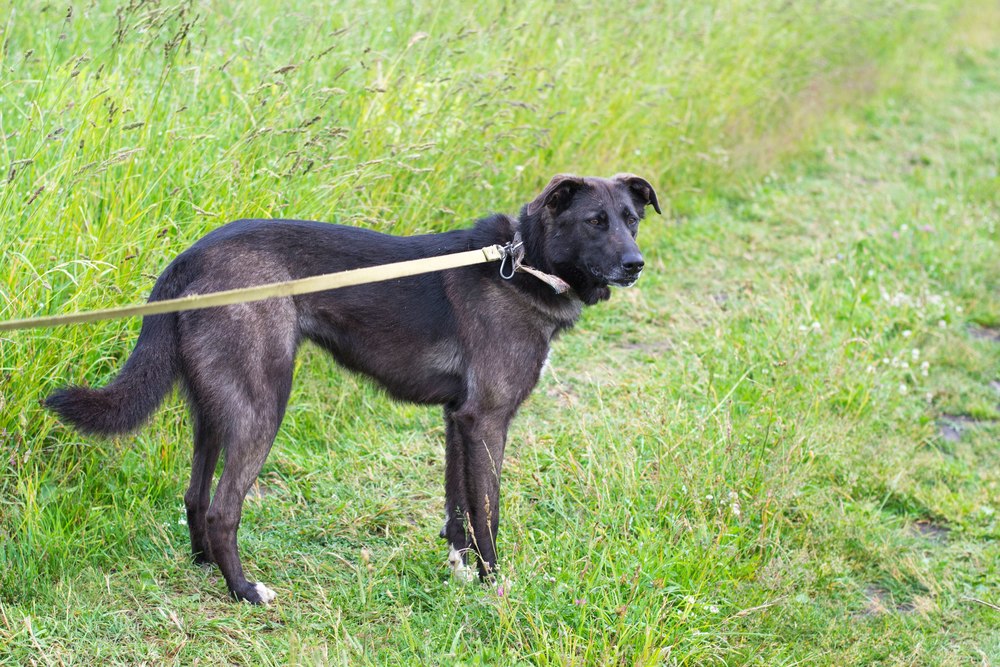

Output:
xmin=861 ymin=585 xmax=917 ymax=615
xmin=908 ymin=519 xmax=950 ymax=542
xmin=862 ymin=585 xmax=909 ymax=615
xmin=937 ymin=414 xmax=983 ymax=442
xmin=619 ymin=339 xmax=674 ymax=355
xmin=968 ymin=325 xmax=1000 ymax=342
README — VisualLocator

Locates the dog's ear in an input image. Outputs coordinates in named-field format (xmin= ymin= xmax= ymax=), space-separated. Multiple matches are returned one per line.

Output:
xmin=526 ymin=174 xmax=587 ymax=216
xmin=614 ymin=173 xmax=661 ymax=215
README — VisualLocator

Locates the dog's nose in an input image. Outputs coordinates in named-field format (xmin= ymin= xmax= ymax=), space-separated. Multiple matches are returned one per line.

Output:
xmin=622 ymin=255 xmax=644 ymax=274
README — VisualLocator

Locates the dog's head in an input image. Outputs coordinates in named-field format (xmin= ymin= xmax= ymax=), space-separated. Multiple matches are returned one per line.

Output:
xmin=522 ymin=173 xmax=660 ymax=305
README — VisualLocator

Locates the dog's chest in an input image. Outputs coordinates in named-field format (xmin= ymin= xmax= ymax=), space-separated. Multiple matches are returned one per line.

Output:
xmin=480 ymin=280 xmax=583 ymax=336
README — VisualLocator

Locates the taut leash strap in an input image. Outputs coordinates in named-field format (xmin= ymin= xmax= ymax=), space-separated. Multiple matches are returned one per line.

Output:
xmin=0 ymin=245 xmax=506 ymax=332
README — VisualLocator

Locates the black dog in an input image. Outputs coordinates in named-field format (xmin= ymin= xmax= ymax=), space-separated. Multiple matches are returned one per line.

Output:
xmin=46 ymin=173 xmax=659 ymax=603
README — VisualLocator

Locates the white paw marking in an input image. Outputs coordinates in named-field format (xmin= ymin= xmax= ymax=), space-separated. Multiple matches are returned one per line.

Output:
xmin=448 ymin=546 xmax=476 ymax=583
xmin=254 ymin=582 xmax=277 ymax=604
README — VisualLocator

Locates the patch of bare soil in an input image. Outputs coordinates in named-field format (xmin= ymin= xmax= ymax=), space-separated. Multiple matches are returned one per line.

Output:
xmin=861 ymin=585 xmax=914 ymax=615
xmin=968 ymin=325 xmax=1000 ymax=342
xmin=908 ymin=519 xmax=950 ymax=542
xmin=937 ymin=414 xmax=984 ymax=442
xmin=860 ymin=585 xmax=937 ymax=616
xmin=618 ymin=339 xmax=674 ymax=355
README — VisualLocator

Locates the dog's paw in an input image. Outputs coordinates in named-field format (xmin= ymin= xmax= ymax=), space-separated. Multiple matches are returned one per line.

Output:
xmin=191 ymin=552 xmax=214 ymax=567
xmin=448 ymin=546 xmax=476 ymax=584
xmin=233 ymin=581 xmax=277 ymax=605
xmin=254 ymin=582 xmax=277 ymax=604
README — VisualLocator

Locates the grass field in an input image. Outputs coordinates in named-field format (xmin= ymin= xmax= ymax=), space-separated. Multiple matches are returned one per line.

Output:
xmin=1 ymin=0 xmax=999 ymax=664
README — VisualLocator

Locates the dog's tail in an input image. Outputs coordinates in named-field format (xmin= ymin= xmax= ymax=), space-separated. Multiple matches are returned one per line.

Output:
xmin=45 ymin=264 xmax=186 ymax=437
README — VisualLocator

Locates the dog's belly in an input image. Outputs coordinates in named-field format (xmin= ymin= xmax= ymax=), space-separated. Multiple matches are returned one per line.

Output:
xmin=299 ymin=313 xmax=466 ymax=405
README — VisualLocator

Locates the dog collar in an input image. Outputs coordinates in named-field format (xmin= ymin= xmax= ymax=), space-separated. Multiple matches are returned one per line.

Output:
xmin=499 ymin=233 xmax=571 ymax=294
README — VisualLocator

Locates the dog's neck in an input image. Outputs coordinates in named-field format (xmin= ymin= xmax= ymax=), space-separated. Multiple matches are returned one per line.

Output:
xmin=506 ymin=230 xmax=570 ymax=294
xmin=513 ymin=213 xmax=611 ymax=306
xmin=514 ymin=215 xmax=547 ymax=273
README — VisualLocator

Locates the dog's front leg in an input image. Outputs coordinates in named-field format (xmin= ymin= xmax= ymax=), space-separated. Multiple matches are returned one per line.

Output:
xmin=449 ymin=403 xmax=509 ymax=580
xmin=442 ymin=406 xmax=475 ymax=582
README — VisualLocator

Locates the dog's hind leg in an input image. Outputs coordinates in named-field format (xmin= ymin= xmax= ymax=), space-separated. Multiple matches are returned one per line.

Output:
xmin=206 ymin=425 xmax=282 ymax=604
xmin=184 ymin=410 xmax=222 ymax=565
xmin=200 ymin=362 xmax=293 ymax=603
xmin=202 ymin=359 xmax=294 ymax=604
xmin=177 ymin=295 xmax=297 ymax=604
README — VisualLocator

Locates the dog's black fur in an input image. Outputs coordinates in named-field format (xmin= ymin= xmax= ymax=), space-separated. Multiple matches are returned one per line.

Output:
xmin=46 ymin=174 xmax=659 ymax=603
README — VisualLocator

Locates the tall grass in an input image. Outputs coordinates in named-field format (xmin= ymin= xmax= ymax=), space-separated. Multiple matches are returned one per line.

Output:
xmin=1 ymin=3 xmax=962 ymax=357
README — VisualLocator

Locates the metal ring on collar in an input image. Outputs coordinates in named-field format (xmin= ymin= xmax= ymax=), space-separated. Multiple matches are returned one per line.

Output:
xmin=499 ymin=246 xmax=516 ymax=279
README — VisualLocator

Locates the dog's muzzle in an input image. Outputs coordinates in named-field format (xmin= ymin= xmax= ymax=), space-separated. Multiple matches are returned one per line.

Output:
xmin=607 ymin=256 xmax=644 ymax=287
xmin=608 ymin=270 xmax=643 ymax=287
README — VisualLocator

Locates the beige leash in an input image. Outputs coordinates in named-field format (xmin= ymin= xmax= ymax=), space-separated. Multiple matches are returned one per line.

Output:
xmin=0 ymin=245 xmax=507 ymax=332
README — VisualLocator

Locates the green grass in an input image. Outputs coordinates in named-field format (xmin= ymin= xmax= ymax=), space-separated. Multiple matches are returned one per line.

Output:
xmin=2 ymin=0 xmax=999 ymax=663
